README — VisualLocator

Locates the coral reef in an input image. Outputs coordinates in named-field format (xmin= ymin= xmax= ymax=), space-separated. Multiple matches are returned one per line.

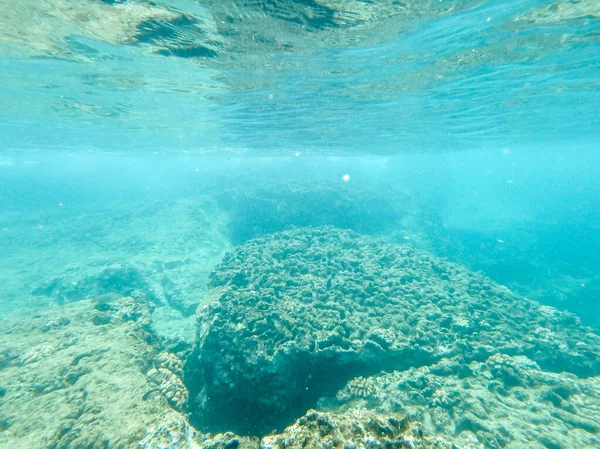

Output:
xmin=146 ymin=367 xmax=188 ymax=412
xmin=139 ymin=411 xmax=204 ymax=449
xmin=0 ymin=295 xmax=188 ymax=448
xmin=429 ymin=223 xmax=600 ymax=330
xmin=326 ymin=354 xmax=600 ymax=448
xmin=2 ymin=225 xmax=600 ymax=449
xmin=345 ymin=376 xmax=380 ymax=400
xmin=186 ymin=226 xmax=600 ymax=435
xmin=33 ymin=264 xmax=157 ymax=305
xmin=259 ymin=410 xmax=457 ymax=449
xmin=138 ymin=408 xmax=462 ymax=449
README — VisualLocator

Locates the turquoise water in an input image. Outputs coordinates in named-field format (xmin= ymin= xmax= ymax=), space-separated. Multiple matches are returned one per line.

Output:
xmin=1 ymin=0 xmax=599 ymax=153
xmin=1 ymin=1 xmax=600 ymax=448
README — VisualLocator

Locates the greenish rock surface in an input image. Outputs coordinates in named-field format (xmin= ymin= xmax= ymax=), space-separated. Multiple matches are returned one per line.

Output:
xmin=2 ymin=226 xmax=600 ymax=449
xmin=0 ymin=296 xmax=189 ymax=449
xmin=0 ymin=293 xmax=465 ymax=448
xmin=139 ymin=409 xmax=460 ymax=449
xmin=257 ymin=410 xmax=457 ymax=449
xmin=186 ymin=226 xmax=600 ymax=435
xmin=324 ymin=354 xmax=600 ymax=449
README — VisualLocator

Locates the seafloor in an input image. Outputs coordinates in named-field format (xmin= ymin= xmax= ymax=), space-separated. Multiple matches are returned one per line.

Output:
xmin=1 ymin=178 xmax=600 ymax=449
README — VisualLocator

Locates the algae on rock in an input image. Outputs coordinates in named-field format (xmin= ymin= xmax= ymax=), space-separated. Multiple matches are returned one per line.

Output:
xmin=186 ymin=226 xmax=600 ymax=435
xmin=326 ymin=354 xmax=600 ymax=449
xmin=0 ymin=296 xmax=189 ymax=449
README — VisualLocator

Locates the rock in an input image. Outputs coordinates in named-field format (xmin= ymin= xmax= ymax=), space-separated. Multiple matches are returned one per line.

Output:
xmin=139 ymin=411 xmax=204 ymax=449
xmin=146 ymin=367 xmax=188 ymax=412
xmin=327 ymin=354 xmax=600 ymax=448
xmin=0 ymin=296 xmax=189 ymax=449
xmin=32 ymin=264 xmax=159 ymax=308
xmin=186 ymin=226 xmax=600 ymax=435
xmin=259 ymin=409 xmax=459 ymax=449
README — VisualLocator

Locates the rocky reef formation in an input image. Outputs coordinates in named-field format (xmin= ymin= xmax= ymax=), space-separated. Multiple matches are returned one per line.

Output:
xmin=138 ymin=409 xmax=459 ymax=449
xmin=429 ymin=223 xmax=600 ymax=330
xmin=2 ymin=226 xmax=600 ymax=449
xmin=186 ymin=226 xmax=600 ymax=435
xmin=325 ymin=354 xmax=600 ymax=448
xmin=257 ymin=410 xmax=456 ymax=449
xmin=0 ymin=293 xmax=466 ymax=449
xmin=1 ymin=198 xmax=229 ymax=323
xmin=0 ymin=295 xmax=189 ymax=449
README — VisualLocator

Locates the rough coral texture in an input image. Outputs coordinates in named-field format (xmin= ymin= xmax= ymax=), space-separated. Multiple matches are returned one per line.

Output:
xmin=259 ymin=410 xmax=457 ymax=449
xmin=187 ymin=226 xmax=600 ymax=434
xmin=139 ymin=411 xmax=204 ymax=449
xmin=146 ymin=367 xmax=189 ymax=412
xmin=0 ymin=296 xmax=175 ymax=449
xmin=326 ymin=354 xmax=600 ymax=449
xmin=156 ymin=351 xmax=185 ymax=377
xmin=138 ymin=409 xmax=462 ymax=449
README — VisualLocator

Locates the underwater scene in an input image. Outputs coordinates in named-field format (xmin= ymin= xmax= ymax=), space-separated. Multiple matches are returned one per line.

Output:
xmin=1 ymin=1 xmax=599 ymax=448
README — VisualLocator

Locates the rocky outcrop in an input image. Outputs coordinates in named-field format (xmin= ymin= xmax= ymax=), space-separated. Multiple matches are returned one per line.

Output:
xmin=0 ymin=296 xmax=188 ymax=449
xmin=326 ymin=354 xmax=600 ymax=448
xmin=186 ymin=226 xmax=600 ymax=435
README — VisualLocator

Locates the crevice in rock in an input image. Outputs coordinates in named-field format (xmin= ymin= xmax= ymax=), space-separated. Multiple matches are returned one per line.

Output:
xmin=184 ymin=345 xmax=435 ymax=436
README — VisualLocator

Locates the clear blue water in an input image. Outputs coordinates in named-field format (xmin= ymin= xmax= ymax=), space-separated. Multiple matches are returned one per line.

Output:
xmin=0 ymin=1 xmax=599 ymax=448
xmin=1 ymin=0 xmax=598 ymax=153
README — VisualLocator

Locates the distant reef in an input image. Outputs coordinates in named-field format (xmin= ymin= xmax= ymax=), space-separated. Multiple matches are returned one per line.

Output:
xmin=213 ymin=177 xmax=415 ymax=245
xmin=1 ymin=227 xmax=600 ymax=449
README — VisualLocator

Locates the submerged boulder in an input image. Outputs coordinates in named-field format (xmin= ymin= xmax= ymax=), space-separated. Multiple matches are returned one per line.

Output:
xmin=186 ymin=226 xmax=600 ymax=435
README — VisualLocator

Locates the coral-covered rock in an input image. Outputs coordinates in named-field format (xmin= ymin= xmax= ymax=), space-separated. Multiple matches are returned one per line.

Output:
xmin=186 ymin=226 xmax=600 ymax=435
xmin=0 ymin=296 xmax=181 ymax=449
xmin=328 ymin=355 xmax=600 ymax=449
xmin=260 ymin=410 xmax=458 ymax=449
xmin=146 ymin=367 xmax=189 ymax=412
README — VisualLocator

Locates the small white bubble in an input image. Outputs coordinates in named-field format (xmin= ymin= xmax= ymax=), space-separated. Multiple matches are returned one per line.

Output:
xmin=342 ymin=174 xmax=350 ymax=182
xmin=268 ymin=93 xmax=274 ymax=100
xmin=195 ymin=168 xmax=199 ymax=172
xmin=486 ymin=17 xmax=491 ymax=22
xmin=497 ymin=239 xmax=504 ymax=243
xmin=294 ymin=152 xmax=301 ymax=157
xmin=58 ymin=203 xmax=63 ymax=207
